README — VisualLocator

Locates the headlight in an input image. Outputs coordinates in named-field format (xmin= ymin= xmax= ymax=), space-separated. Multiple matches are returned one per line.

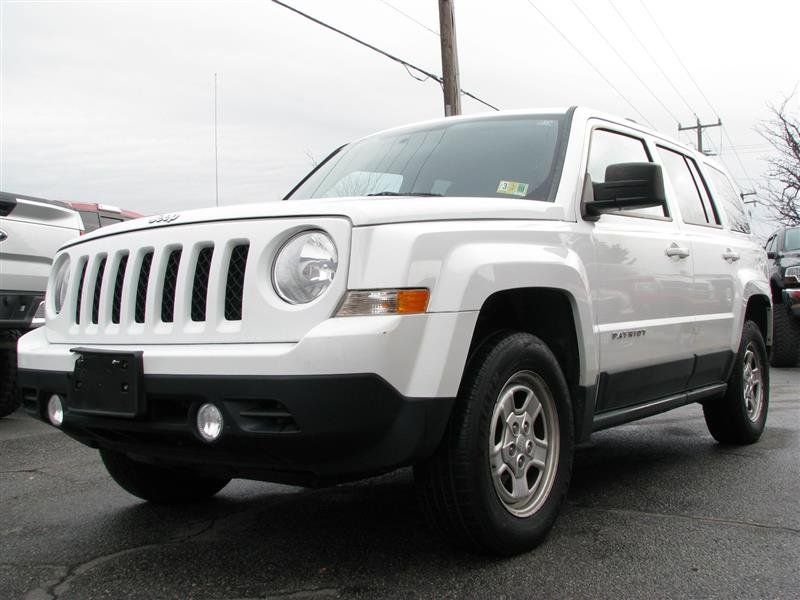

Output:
xmin=272 ymin=231 xmax=338 ymax=304
xmin=51 ymin=256 xmax=71 ymax=314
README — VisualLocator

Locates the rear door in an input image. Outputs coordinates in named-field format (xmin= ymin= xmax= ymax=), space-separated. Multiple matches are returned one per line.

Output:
xmin=654 ymin=145 xmax=736 ymax=388
xmin=701 ymin=164 xmax=765 ymax=353
xmin=584 ymin=124 xmax=695 ymax=412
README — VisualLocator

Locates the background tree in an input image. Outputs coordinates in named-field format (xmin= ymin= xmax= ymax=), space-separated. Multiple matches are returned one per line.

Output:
xmin=758 ymin=92 xmax=800 ymax=226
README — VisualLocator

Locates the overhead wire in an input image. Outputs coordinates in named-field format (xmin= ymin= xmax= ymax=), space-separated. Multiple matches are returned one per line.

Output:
xmin=569 ymin=0 xmax=681 ymax=125
xmin=608 ymin=1 xmax=698 ymax=118
xmin=523 ymin=0 xmax=653 ymax=127
xmin=637 ymin=1 xmax=755 ymax=188
xmin=638 ymin=1 xmax=718 ymax=119
xmin=378 ymin=0 xmax=439 ymax=37
xmin=270 ymin=0 xmax=499 ymax=111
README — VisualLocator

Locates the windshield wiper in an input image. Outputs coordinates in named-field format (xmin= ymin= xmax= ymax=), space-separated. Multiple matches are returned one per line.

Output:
xmin=366 ymin=191 xmax=443 ymax=197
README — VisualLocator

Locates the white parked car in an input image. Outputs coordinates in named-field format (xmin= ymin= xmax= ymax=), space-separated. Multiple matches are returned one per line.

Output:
xmin=0 ymin=192 xmax=82 ymax=417
xmin=17 ymin=108 xmax=771 ymax=554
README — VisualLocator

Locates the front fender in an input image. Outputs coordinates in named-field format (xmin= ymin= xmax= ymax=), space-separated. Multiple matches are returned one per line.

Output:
xmin=348 ymin=222 xmax=597 ymax=385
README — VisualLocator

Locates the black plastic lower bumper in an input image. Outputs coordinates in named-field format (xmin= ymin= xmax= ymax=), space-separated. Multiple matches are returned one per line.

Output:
xmin=18 ymin=369 xmax=454 ymax=486
xmin=0 ymin=292 xmax=43 ymax=330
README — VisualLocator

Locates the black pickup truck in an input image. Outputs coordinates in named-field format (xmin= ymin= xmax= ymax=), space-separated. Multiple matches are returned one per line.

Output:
xmin=765 ymin=226 xmax=800 ymax=367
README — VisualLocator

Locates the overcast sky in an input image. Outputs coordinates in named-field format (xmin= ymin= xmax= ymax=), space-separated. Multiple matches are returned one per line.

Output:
xmin=1 ymin=0 xmax=798 ymax=236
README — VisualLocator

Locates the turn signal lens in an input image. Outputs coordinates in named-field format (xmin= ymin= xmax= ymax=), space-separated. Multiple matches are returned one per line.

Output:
xmin=336 ymin=289 xmax=430 ymax=317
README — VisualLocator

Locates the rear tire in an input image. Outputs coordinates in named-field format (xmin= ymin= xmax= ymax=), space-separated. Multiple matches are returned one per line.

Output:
xmin=703 ymin=321 xmax=769 ymax=444
xmin=100 ymin=449 xmax=230 ymax=503
xmin=414 ymin=332 xmax=574 ymax=555
xmin=770 ymin=304 xmax=800 ymax=367
xmin=0 ymin=330 xmax=22 ymax=418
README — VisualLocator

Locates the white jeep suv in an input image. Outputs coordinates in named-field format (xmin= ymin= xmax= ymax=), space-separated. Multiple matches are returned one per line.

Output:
xmin=17 ymin=107 xmax=771 ymax=555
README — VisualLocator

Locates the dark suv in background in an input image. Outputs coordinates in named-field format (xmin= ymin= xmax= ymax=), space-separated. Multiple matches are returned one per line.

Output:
xmin=765 ymin=226 xmax=800 ymax=367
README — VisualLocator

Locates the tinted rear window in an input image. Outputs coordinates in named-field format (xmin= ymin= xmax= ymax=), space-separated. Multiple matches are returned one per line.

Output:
xmin=704 ymin=166 xmax=751 ymax=234
xmin=78 ymin=210 xmax=101 ymax=232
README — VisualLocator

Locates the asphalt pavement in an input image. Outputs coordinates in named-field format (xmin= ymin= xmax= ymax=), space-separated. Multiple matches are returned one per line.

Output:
xmin=1 ymin=368 xmax=798 ymax=599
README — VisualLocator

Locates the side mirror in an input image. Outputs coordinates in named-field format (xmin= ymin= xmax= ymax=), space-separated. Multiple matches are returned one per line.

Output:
xmin=582 ymin=162 xmax=666 ymax=219
xmin=766 ymin=251 xmax=777 ymax=259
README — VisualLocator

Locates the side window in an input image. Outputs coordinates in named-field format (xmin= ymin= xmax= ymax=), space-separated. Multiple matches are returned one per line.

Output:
xmin=686 ymin=160 xmax=720 ymax=225
xmin=78 ymin=210 xmax=101 ymax=232
xmin=587 ymin=129 xmax=666 ymax=217
xmin=705 ymin=166 xmax=751 ymax=234
xmin=656 ymin=147 xmax=712 ymax=225
xmin=99 ymin=215 xmax=123 ymax=227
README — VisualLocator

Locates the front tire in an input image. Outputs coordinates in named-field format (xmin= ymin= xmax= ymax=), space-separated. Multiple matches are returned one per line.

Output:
xmin=703 ymin=320 xmax=769 ymax=444
xmin=770 ymin=304 xmax=800 ymax=367
xmin=0 ymin=330 xmax=22 ymax=418
xmin=100 ymin=449 xmax=230 ymax=504
xmin=414 ymin=332 xmax=574 ymax=555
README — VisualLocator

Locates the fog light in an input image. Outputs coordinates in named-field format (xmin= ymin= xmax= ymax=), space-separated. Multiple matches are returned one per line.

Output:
xmin=196 ymin=403 xmax=223 ymax=442
xmin=47 ymin=395 xmax=64 ymax=426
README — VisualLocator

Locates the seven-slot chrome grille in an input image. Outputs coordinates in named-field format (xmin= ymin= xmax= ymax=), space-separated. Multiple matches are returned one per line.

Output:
xmin=46 ymin=217 xmax=351 ymax=345
xmin=70 ymin=242 xmax=249 ymax=328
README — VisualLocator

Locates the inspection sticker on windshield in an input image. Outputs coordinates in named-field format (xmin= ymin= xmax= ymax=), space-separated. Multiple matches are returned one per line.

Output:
xmin=497 ymin=180 xmax=529 ymax=196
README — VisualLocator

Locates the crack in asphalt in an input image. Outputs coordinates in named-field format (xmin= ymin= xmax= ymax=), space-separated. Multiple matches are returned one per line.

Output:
xmin=22 ymin=517 xmax=218 ymax=600
xmin=570 ymin=503 xmax=800 ymax=535
xmin=0 ymin=467 xmax=92 ymax=486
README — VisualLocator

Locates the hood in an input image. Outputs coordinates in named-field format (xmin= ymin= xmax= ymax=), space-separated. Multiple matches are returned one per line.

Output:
xmin=73 ymin=196 xmax=565 ymax=245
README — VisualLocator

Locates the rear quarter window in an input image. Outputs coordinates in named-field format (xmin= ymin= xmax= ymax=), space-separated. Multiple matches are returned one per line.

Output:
xmin=704 ymin=166 xmax=751 ymax=234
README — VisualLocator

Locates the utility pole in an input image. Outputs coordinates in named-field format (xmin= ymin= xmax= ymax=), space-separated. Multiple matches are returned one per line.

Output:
xmin=438 ymin=0 xmax=461 ymax=116
xmin=678 ymin=116 xmax=721 ymax=154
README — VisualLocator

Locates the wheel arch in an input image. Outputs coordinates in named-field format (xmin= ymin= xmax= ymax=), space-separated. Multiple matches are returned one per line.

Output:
xmin=464 ymin=287 xmax=595 ymax=443
xmin=743 ymin=291 xmax=773 ymax=348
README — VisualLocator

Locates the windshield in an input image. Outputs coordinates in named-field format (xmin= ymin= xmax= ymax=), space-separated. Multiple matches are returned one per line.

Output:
xmin=288 ymin=115 xmax=566 ymax=202
xmin=785 ymin=227 xmax=800 ymax=251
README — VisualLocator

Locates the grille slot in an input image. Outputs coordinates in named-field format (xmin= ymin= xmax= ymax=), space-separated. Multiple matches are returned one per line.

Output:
xmin=91 ymin=257 xmax=107 ymax=324
xmin=75 ymin=260 xmax=88 ymax=324
xmin=191 ymin=246 xmax=214 ymax=322
xmin=135 ymin=252 xmax=153 ymax=324
xmin=111 ymin=254 xmax=129 ymax=324
xmin=224 ymin=244 xmax=249 ymax=321
xmin=161 ymin=249 xmax=182 ymax=323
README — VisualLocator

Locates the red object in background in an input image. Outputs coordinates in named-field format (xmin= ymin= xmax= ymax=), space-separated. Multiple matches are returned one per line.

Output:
xmin=68 ymin=202 xmax=143 ymax=234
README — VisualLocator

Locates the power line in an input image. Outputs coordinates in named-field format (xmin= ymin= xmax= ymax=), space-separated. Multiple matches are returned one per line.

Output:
xmin=569 ymin=0 xmax=681 ymax=125
xmin=524 ymin=0 xmax=653 ymax=127
xmin=638 ymin=1 xmax=718 ymax=119
xmin=638 ymin=1 xmax=755 ymax=187
xmin=378 ymin=0 xmax=439 ymax=37
xmin=270 ymin=0 xmax=499 ymax=111
xmin=722 ymin=127 xmax=756 ymax=186
xmin=608 ymin=1 xmax=698 ymax=118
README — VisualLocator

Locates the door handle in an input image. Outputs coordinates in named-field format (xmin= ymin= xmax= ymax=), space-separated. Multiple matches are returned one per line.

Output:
xmin=722 ymin=248 xmax=741 ymax=262
xmin=665 ymin=243 xmax=690 ymax=259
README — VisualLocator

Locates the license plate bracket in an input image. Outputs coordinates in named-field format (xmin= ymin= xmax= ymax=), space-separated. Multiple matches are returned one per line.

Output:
xmin=70 ymin=348 xmax=144 ymax=418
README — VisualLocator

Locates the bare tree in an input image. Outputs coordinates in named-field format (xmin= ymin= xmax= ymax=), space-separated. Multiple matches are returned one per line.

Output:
xmin=758 ymin=92 xmax=800 ymax=226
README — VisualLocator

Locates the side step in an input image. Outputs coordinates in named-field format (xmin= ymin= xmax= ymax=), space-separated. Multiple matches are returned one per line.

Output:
xmin=592 ymin=383 xmax=727 ymax=432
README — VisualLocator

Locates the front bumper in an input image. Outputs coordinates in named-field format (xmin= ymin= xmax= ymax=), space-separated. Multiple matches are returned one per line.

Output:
xmin=0 ymin=292 xmax=44 ymax=330
xmin=19 ymin=368 xmax=454 ymax=486
xmin=16 ymin=311 xmax=477 ymax=484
